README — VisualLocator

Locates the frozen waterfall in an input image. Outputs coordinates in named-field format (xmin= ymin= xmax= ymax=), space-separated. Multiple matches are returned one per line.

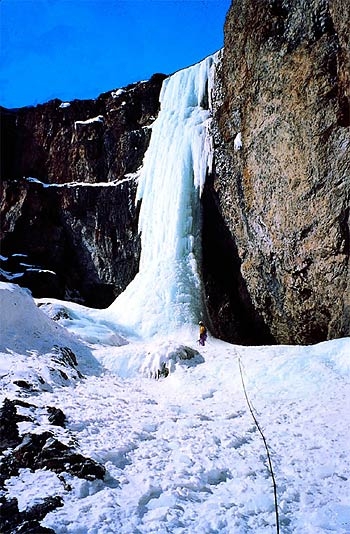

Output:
xmin=107 ymin=54 xmax=218 ymax=339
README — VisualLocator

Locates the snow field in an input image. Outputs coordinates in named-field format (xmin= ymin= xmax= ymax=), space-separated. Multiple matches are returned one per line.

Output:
xmin=6 ymin=337 xmax=350 ymax=533
xmin=1 ymin=282 xmax=350 ymax=532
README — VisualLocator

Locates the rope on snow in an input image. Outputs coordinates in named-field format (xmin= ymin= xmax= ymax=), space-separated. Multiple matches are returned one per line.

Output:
xmin=238 ymin=356 xmax=280 ymax=534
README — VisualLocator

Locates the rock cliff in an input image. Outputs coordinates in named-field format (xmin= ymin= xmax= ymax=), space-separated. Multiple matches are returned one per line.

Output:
xmin=1 ymin=75 xmax=166 ymax=307
xmin=206 ymin=0 xmax=349 ymax=343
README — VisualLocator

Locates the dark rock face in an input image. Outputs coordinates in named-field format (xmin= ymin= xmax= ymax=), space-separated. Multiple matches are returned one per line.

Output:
xmin=1 ymin=73 xmax=166 ymax=185
xmin=202 ymin=176 xmax=275 ymax=344
xmin=0 ymin=398 xmax=21 ymax=451
xmin=0 ymin=495 xmax=60 ymax=534
xmin=1 ymin=74 xmax=166 ymax=307
xmin=47 ymin=406 xmax=66 ymax=427
xmin=1 ymin=177 xmax=141 ymax=306
xmin=207 ymin=0 xmax=350 ymax=344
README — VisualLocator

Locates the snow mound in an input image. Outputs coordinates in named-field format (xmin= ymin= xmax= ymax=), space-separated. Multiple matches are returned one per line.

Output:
xmin=95 ymin=339 xmax=204 ymax=379
xmin=0 ymin=283 xmax=101 ymax=376
xmin=0 ymin=345 xmax=84 ymax=397
xmin=37 ymin=300 xmax=129 ymax=347
xmin=140 ymin=340 xmax=204 ymax=378
xmin=0 ymin=283 xmax=70 ymax=353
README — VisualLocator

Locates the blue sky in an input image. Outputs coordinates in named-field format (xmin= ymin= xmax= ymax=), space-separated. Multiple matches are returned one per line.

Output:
xmin=0 ymin=0 xmax=231 ymax=109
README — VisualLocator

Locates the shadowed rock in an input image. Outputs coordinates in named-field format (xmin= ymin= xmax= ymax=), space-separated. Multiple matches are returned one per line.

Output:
xmin=0 ymin=495 xmax=61 ymax=534
xmin=0 ymin=398 xmax=21 ymax=452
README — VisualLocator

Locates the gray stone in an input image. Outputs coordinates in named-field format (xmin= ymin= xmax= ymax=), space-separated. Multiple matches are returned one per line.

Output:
xmin=207 ymin=0 xmax=350 ymax=344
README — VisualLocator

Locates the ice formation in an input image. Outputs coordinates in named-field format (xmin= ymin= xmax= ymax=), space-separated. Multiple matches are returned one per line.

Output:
xmin=106 ymin=54 xmax=218 ymax=339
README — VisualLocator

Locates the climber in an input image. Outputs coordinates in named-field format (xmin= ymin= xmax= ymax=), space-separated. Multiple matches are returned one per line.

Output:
xmin=198 ymin=321 xmax=207 ymax=346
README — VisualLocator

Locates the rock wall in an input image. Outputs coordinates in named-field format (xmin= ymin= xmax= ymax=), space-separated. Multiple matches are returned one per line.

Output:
xmin=1 ymin=75 xmax=165 ymax=307
xmin=1 ymin=178 xmax=140 ymax=307
xmin=1 ymin=74 xmax=166 ymax=185
xmin=207 ymin=0 xmax=349 ymax=344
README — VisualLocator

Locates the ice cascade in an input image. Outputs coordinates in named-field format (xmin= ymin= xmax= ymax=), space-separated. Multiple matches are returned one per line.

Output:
xmin=106 ymin=54 xmax=218 ymax=339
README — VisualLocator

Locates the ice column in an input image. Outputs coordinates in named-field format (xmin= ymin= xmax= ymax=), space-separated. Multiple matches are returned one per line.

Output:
xmin=107 ymin=53 xmax=218 ymax=339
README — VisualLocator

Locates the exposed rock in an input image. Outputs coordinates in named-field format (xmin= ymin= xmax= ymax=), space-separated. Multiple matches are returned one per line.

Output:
xmin=0 ymin=174 xmax=141 ymax=307
xmin=0 ymin=401 xmax=105 ymax=532
xmin=0 ymin=400 xmax=105 ymax=492
xmin=1 ymin=73 xmax=167 ymax=185
xmin=13 ymin=380 xmax=33 ymax=390
xmin=0 ymin=428 xmax=106 ymax=488
xmin=157 ymin=363 xmax=170 ymax=379
xmin=0 ymin=495 xmax=60 ymax=534
xmin=207 ymin=0 xmax=350 ymax=344
xmin=37 ymin=304 xmax=72 ymax=321
xmin=0 ymin=398 xmax=21 ymax=451
xmin=12 ymin=431 xmax=106 ymax=480
xmin=0 ymin=74 xmax=166 ymax=307
xmin=52 ymin=345 xmax=78 ymax=367
xmin=47 ymin=406 xmax=66 ymax=427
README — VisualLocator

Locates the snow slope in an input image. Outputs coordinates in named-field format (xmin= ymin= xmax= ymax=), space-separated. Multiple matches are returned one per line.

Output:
xmin=1 ymin=282 xmax=350 ymax=533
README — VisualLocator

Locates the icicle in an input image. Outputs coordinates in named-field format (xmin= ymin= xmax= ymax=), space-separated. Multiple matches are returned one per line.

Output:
xmin=106 ymin=53 xmax=219 ymax=339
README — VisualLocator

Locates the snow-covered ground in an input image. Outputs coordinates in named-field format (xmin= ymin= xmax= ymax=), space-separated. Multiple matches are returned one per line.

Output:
xmin=1 ymin=282 xmax=349 ymax=533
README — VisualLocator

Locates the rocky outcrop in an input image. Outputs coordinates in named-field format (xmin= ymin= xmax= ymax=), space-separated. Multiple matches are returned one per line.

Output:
xmin=207 ymin=0 xmax=350 ymax=344
xmin=0 ymin=495 xmax=60 ymax=534
xmin=0 ymin=399 xmax=104 ymax=533
xmin=1 ymin=74 xmax=166 ymax=306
